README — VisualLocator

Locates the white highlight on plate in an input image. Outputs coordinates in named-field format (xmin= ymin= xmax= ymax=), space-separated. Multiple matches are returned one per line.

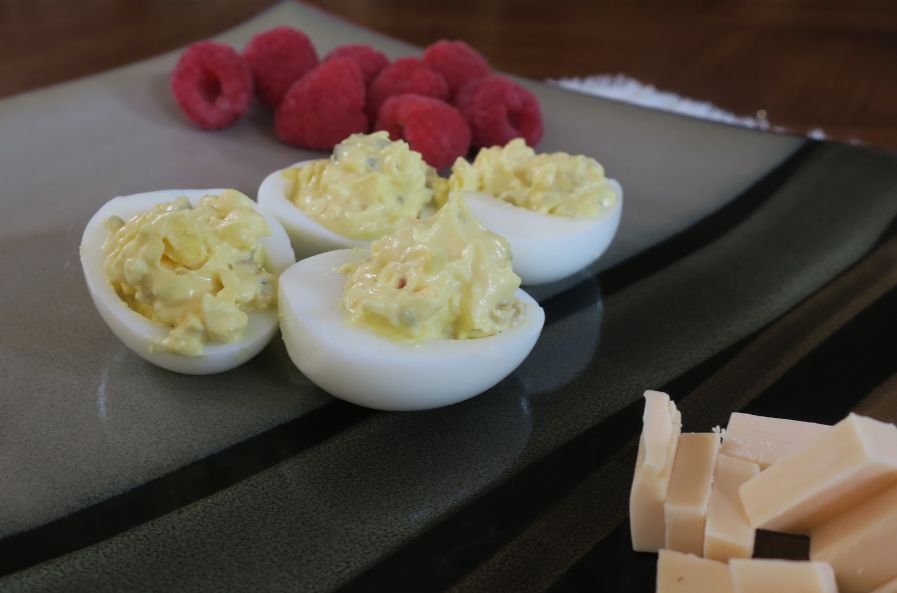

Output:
xmin=550 ymin=74 xmax=868 ymax=145
xmin=550 ymin=74 xmax=782 ymax=130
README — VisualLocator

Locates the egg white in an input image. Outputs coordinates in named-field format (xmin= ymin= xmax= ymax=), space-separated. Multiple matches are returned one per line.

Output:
xmin=462 ymin=179 xmax=623 ymax=285
xmin=257 ymin=160 xmax=371 ymax=260
xmin=278 ymin=249 xmax=545 ymax=411
xmin=80 ymin=188 xmax=295 ymax=375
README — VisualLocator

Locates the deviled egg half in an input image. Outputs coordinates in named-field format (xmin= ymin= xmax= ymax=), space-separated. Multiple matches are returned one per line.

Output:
xmin=257 ymin=131 xmax=440 ymax=260
xmin=80 ymin=188 xmax=295 ymax=374
xmin=278 ymin=192 xmax=545 ymax=411
xmin=447 ymin=139 xmax=623 ymax=285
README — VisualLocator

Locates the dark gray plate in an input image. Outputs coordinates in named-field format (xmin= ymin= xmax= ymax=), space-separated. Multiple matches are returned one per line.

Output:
xmin=2 ymin=2 xmax=896 ymax=592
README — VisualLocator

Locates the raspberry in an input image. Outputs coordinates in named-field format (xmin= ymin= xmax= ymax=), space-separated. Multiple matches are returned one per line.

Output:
xmin=455 ymin=75 xmax=543 ymax=147
xmin=171 ymin=41 xmax=253 ymax=130
xmin=243 ymin=26 xmax=318 ymax=107
xmin=326 ymin=44 xmax=390 ymax=85
xmin=275 ymin=57 xmax=368 ymax=150
xmin=423 ymin=40 xmax=492 ymax=98
xmin=375 ymin=94 xmax=471 ymax=170
xmin=366 ymin=57 xmax=449 ymax=121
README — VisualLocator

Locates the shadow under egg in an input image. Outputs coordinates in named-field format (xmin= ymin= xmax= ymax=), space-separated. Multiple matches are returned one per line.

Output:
xmin=516 ymin=272 xmax=604 ymax=396
xmin=286 ymin=374 xmax=534 ymax=529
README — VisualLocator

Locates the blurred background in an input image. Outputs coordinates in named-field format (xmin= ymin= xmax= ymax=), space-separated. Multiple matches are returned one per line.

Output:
xmin=2 ymin=0 xmax=895 ymax=148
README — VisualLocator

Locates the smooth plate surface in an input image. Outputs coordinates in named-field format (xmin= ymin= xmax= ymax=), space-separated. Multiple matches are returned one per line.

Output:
xmin=0 ymin=0 xmax=798 ymax=541
xmin=5 ymin=2 xmax=897 ymax=593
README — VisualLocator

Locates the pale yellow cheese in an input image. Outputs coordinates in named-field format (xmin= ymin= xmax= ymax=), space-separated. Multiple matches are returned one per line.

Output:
xmin=664 ymin=433 xmax=721 ymax=555
xmin=703 ymin=454 xmax=760 ymax=561
xmin=870 ymin=577 xmax=897 ymax=593
xmin=810 ymin=481 xmax=897 ymax=593
xmin=729 ymin=559 xmax=837 ymax=593
xmin=740 ymin=414 xmax=897 ymax=534
xmin=630 ymin=390 xmax=682 ymax=552
xmin=721 ymin=413 xmax=830 ymax=469
xmin=656 ymin=550 xmax=734 ymax=593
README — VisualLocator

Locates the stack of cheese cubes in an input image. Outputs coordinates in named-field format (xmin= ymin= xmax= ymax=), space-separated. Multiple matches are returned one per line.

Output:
xmin=630 ymin=390 xmax=897 ymax=593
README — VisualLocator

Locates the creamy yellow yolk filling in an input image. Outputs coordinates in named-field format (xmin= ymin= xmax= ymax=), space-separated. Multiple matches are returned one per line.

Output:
xmin=446 ymin=138 xmax=617 ymax=218
xmin=102 ymin=190 xmax=276 ymax=357
xmin=340 ymin=192 xmax=523 ymax=343
xmin=284 ymin=132 xmax=436 ymax=241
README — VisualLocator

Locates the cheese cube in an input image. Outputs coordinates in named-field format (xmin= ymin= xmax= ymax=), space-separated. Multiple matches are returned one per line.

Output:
xmin=630 ymin=390 xmax=682 ymax=552
xmin=704 ymin=455 xmax=760 ymax=561
xmin=665 ymin=433 xmax=721 ymax=554
xmin=721 ymin=412 xmax=829 ymax=469
xmin=740 ymin=414 xmax=897 ymax=534
xmin=729 ymin=559 xmax=837 ymax=593
xmin=656 ymin=549 xmax=734 ymax=593
xmin=870 ymin=577 xmax=897 ymax=593
xmin=810 ymin=482 xmax=897 ymax=593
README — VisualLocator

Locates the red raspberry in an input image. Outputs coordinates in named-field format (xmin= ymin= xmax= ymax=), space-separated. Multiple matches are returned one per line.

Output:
xmin=170 ymin=41 xmax=253 ymax=130
xmin=423 ymin=40 xmax=492 ymax=98
xmin=375 ymin=94 xmax=471 ymax=170
xmin=243 ymin=26 xmax=318 ymax=108
xmin=366 ymin=57 xmax=449 ymax=121
xmin=455 ymin=75 xmax=543 ymax=147
xmin=275 ymin=57 xmax=368 ymax=150
xmin=326 ymin=44 xmax=390 ymax=85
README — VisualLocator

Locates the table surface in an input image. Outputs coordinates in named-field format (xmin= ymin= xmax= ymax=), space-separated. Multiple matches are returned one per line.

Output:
xmin=2 ymin=0 xmax=896 ymax=149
